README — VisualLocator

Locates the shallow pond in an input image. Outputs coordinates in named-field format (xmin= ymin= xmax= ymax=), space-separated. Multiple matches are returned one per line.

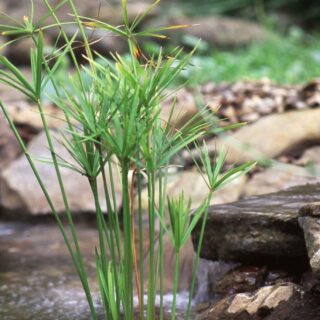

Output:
xmin=0 ymin=221 xmax=103 ymax=320
xmin=0 ymin=221 xmax=233 ymax=319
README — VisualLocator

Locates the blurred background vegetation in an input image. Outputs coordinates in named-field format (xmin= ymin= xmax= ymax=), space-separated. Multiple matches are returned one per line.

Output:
xmin=1 ymin=0 xmax=320 ymax=87
xmin=155 ymin=0 xmax=320 ymax=85
xmin=172 ymin=0 xmax=320 ymax=26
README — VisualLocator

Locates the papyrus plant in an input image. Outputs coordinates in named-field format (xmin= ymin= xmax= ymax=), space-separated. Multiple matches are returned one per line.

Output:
xmin=0 ymin=1 xmax=254 ymax=319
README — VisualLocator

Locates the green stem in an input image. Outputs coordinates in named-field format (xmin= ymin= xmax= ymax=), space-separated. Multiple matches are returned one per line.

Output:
xmin=137 ymin=169 xmax=144 ymax=319
xmin=121 ymin=160 xmax=134 ymax=319
xmin=157 ymin=167 xmax=168 ymax=320
xmin=147 ymin=170 xmax=156 ymax=319
xmin=186 ymin=194 xmax=212 ymax=319
xmin=171 ymin=251 xmax=180 ymax=320
xmin=67 ymin=0 xmax=94 ymax=62
xmin=158 ymin=170 xmax=164 ymax=320
xmin=98 ymin=154 xmax=121 ymax=316
xmin=89 ymin=177 xmax=107 ymax=264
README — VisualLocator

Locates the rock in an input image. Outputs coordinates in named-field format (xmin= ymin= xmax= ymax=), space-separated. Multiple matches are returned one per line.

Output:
xmin=168 ymin=16 xmax=268 ymax=48
xmin=0 ymin=69 xmax=32 ymax=104
xmin=243 ymin=166 xmax=320 ymax=197
xmin=299 ymin=216 xmax=320 ymax=277
xmin=160 ymin=88 xmax=198 ymax=130
xmin=212 ymin=266 xmax=268 ymax=296
xmin=47 ymin=26 xmax=127 ymax=57
xmin=193 ymin=259 xmax=238 ymax=304
xmin=301 ymin=271 xmax=320 ymax=293
xmin=6 ymin=102 xmax=65 ymax=132
xmin=198 ymin=283 xmax=320 ymax=320
xmin=0 ymin=113 xmax=21 ymax=172
xmin=183 ymin=108 xmax=320 ymax=166
xmin=191 ymin=183 xmax=320 ymax=267
xmin=241 ymin=112 xmax=260 ymax=123
xmin=0 ymin=70 xmax=62 ymax=139
xmin=302 ymin=80 xmax=320 ymax=100
xmin=0 ymin=130 xmax=121 ymax=215
xmin=198 ymin=79 xmax=320 ymax=127
xmin=135 ymin=169 xmax=246 ymax=218
xmin=211 ymin=265 xmax=297 ymax=299
xmin=213 ymin=175 xmax=247 ymax=205
xmin=297 ymin=146 xmax=320 ymax=167
xmin=299 ymin=202 xmax=320 ymax=217
xmin=4 ymin=34 xmax=52 ymax=65
xmin=0 ymin=60 xmax=65 ymax=143
xmin=4 ymin=37 xmax=34 ymax=65
xmin=0 ymin=100 xmax=66 ymax=143
xmin=264 ymin=270 xmax=296 ymax=287
xmin=227 ymin=284 xmax=295 ymax=314
xmin=215 ymin=109 xmax=320 ymax=163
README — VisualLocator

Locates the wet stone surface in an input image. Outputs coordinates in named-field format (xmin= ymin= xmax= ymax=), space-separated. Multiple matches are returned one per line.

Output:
xmin=192 ymin=183 xmax=320 ymax=267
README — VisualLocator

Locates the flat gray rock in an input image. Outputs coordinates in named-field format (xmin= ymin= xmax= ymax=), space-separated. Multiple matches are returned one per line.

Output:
xmin=192 ymin=184 xmax=320 ymax=268
xmin=0 ymin=130 xmax=122 ymax=215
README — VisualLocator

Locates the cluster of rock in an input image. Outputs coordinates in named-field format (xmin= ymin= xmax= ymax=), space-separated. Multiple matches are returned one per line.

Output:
xmin=205 ymin=79 xmax=320 ymax=123
xmin=2 ymin=77 xmax=320 ymax=215
xmin=167 ymin=79 xmax=320 ymax=127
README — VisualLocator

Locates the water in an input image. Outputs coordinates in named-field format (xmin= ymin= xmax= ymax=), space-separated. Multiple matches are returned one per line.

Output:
xmin=193 ymin=260 xmax=238 ymax=305
xmin=0 ymin=224 xmax=15 ymax=236
xmin=0 ymin=221 xmax=234 ymax=319
xmin=0 ymin=221 xmax=102 ymax=320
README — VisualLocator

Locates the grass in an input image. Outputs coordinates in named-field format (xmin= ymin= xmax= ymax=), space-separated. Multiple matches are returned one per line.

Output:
xmin=177 ymin=31 xmax=320 ymax=86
